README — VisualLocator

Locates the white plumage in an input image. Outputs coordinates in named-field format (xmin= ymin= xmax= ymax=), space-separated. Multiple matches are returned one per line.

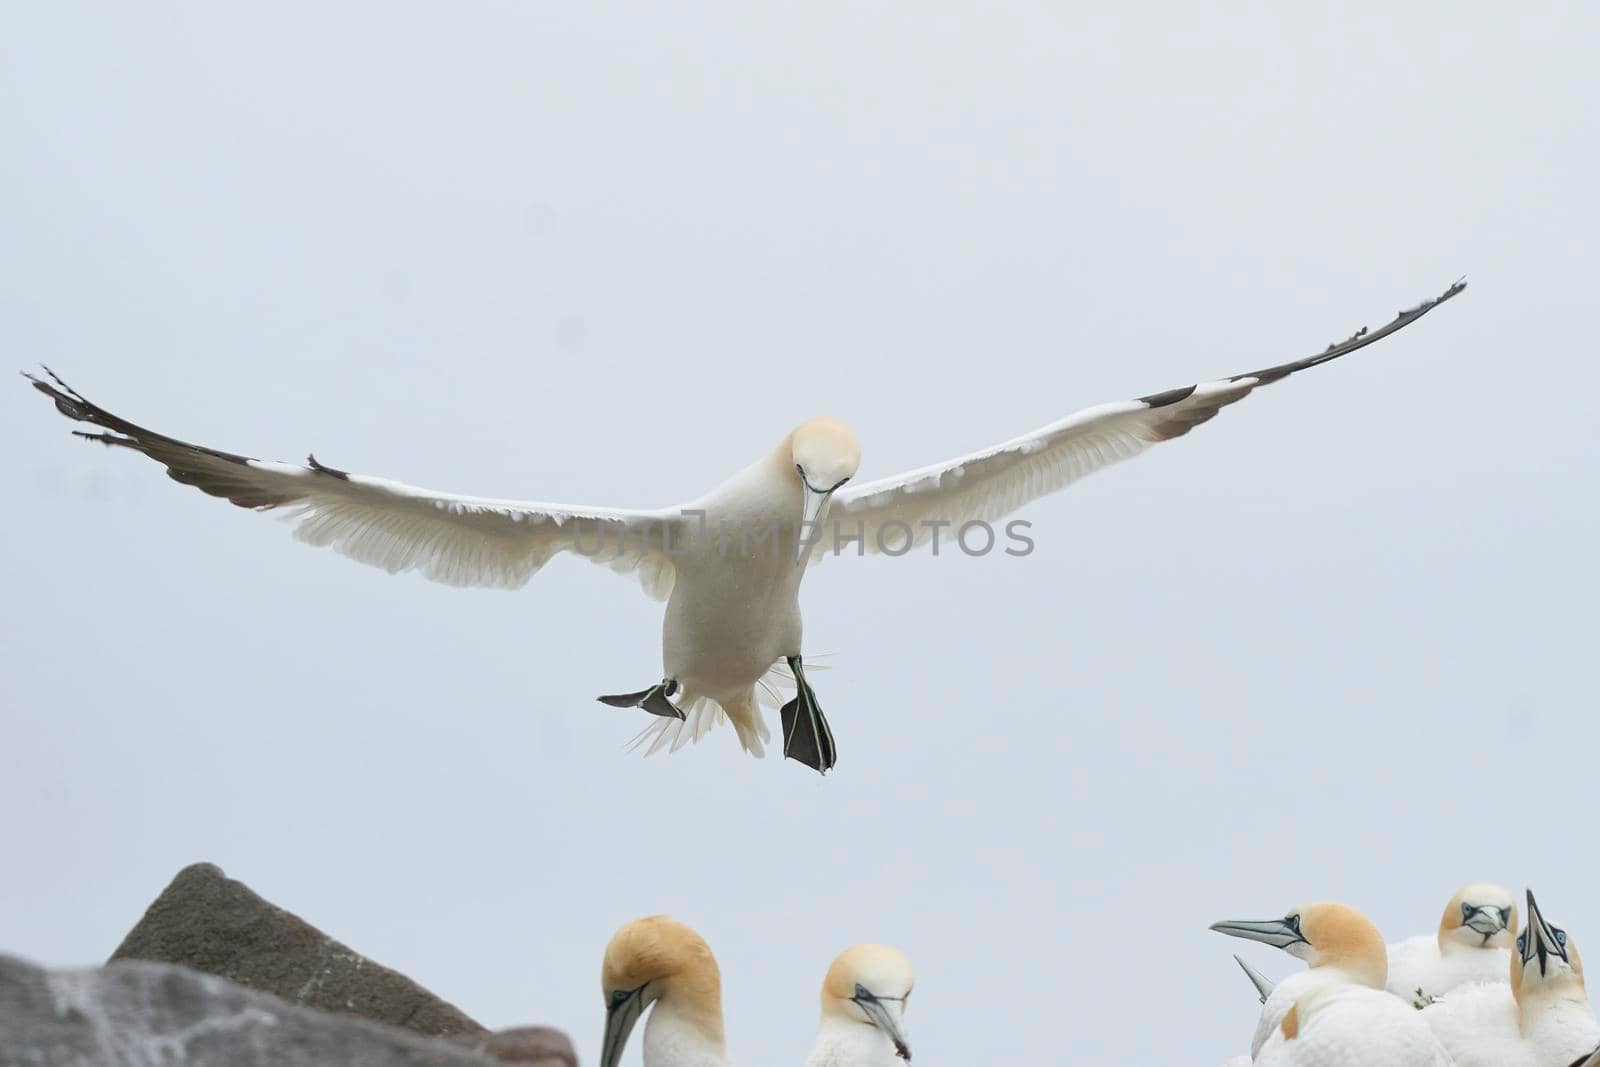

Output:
xmin=1386 ymin=882 xmax=1518 ymax=1004
xmin=803 ymin=945 xmax=914 ymax=1067
xmin=1422 ymin=891 xmax=1599 ymax=1067
xmin=1255 ymin=985 xmax=1451 ymax=1067
xmin=1387 ymin=935 xmax=1513 ymax=1003
xmin=24 ymin=281 xmax=1462 ymax=773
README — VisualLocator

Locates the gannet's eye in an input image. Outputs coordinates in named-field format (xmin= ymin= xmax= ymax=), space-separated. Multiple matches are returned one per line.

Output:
xmin=1517 ymin=934 xmax=1527 ymax=953
xmin=610 ymin=989 xmax=631 ymax=1008
xmin=1286 ymin=914 xmax=1302 ymax=935
xmin=1555 ymin=929 xmax=1569 ymax=947
xmin=1462 ymin=903 xmax=1475 ymax=921
xmin=1500 ymin=908 xmax=1513 ymax=926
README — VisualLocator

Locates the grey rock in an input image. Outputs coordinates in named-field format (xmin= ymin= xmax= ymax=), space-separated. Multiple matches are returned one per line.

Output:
xmin=0 ymin=952 xmax=502 ymax=1067
xmin=110 ymin=863 xmax=483 ymax=1039
xmin=457 ymin=1027 xmax=579 ymax=1067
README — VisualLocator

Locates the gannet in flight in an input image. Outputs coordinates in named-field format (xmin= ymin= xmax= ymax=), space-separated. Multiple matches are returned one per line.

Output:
xmin=1422 ymin=890 xmax=1600 ymax=1067
xmin=600 ymin=915 xmax=730 ymax=1067
xmin=803 ymin=944 xmax=914 ymax=1066
xmin=23 ymin=281 xmax=1463 ymax=773
xmin=1387 ymin=882 xmax=1517 ymax=1003
xmin=1211 ymin=901 xmax=1396 ymax=1059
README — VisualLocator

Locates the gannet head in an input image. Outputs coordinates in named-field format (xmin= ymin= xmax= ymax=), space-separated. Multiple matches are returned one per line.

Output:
xmin=600 ymin=915 xmax=724 ymax=1067
xmin=1511 ymin=890 xmax=1586 ymax=1013
xmin=1210 ymin=902 xmax=1388 ymax=988
xmin=788 ymin=417 xmax=861 ymax=542
xmin=1437 ymin=882 xmax=1517 ymax=953
xmin=820 ymin=944 xmax=915 ymax=1061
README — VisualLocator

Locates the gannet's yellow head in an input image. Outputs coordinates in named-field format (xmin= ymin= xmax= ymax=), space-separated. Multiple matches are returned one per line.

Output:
xmin=1437 ymin=882 xmax=1517 ymax=953
xmin=820 ymin=944 xmax=915 ymax=1061
xmin=599 ymin=916 xmax=724 ymax=1067
xmin=788 ymin=417 xmax=861 ymax=537
xmin=1511 ymin=890 xmax=1586 ymax=1014
xmin=1210 ymin=902 xmax=1387 ymax=988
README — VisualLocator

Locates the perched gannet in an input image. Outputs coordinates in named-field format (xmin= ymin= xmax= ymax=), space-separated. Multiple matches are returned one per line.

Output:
xmin=600 ymin=916 xmax=729 ymax=1067
xmin=804 ymin=945 xmax=914 ymax=1066
xmin=1210 ymin=902 xmax=1393 ymax=1059
xmin=1254 ymin=983 xmax=1452 ymax=1066
xmin=1422 ymin=890 xmax=1600 ymax=1067
xmin=1387 ymin=882 xmax=1517 ymax=1003
xmin=23 ymin=281 xmax=1463 ymax=773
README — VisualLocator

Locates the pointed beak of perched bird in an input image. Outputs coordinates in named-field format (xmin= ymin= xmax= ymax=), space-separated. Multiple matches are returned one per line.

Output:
xmin=1210 ymin=916 xmax=1311 ymax=951
xmin=600 ymin=986 xmax=647 ymax=1067
xmin=852 ymin=985 xmax=912 ymax=1060
xmin=1523 ymin=889 xmax=1569 ymax=978
xmin=1234 ymin=954 xmax=1276 ymax=1004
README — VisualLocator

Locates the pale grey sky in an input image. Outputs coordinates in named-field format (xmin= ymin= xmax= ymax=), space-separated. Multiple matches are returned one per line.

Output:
xmin=3 ymin=3 xmax=1597 ymax=1063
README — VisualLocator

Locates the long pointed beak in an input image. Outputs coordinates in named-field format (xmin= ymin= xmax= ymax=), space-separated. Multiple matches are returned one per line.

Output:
xmin=1524 ymin=889 xmax=1569 ymax=976
xmin=854 ymin=993 xmax=911 ymax=1061
xmin=1209 ymin=918 xmax=1310 ymax=951
xmin=600 ymin=989 xmax=647 ymax=1067
xmin=798 ymin=483 xmax=833 ymax=562
xmin=1233 ymin=954 xmax=1277 ymax=1004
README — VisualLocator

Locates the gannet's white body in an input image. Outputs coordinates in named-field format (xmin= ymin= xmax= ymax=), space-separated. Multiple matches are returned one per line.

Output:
xmin=600 ymin=916 xmax=731 ymax=1067
xmin=1387 ymin=883 xmax=1517 ymax=1003
xmin=1424 ymin=891 xmax=1600 ymax=1067
xmin=1254 ymin=984 xmax=1452 ymax=1067
xmin=804 ymin=945 xmax=915 ymax=1067
xmin=24 ymin=282 xmax=1463 ymax=772
xmin=1212 ymin=903 xmax=1390 ymax=1058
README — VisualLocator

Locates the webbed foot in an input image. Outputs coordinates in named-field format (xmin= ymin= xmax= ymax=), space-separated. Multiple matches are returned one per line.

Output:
xmin=597 ymin=679 xmax=685 ymax=720
xmin=779 ymin=655 xmax=836 ymax=774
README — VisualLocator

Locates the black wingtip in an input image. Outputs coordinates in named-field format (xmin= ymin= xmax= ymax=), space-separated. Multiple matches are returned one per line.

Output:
xmin=306 ymin=453 xmax=351 ymax=480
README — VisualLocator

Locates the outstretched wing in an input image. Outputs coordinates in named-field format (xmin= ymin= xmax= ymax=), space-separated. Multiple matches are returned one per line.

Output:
xmin=25 ymin=369 xmax=681 ymax=598
xmin=822 ymin=281 xmax=1465 ymax=557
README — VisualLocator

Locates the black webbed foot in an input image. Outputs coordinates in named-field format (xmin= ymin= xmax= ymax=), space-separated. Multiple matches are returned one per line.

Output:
xmin=597 ymin=679 xmax=685 ymax=721
xmin=780 ymin=655 xmax=836 ymax=774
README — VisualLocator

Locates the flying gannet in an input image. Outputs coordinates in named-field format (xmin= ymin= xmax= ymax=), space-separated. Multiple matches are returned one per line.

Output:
xmin=1211 ymin=901 xmax=1396 ymax=1059
xmin=23 ymin=281 xmax=1463 ymax=773
xmin=600 ymin=915 xmax=730 ymax=1067
xmin=803 ymin=944 xmax=914 ymax=1066
xmin=1387 ymin=882 xmax=1517 ymax=1004
xmin=1422 ymin=890 xmax=1600 ymax=1067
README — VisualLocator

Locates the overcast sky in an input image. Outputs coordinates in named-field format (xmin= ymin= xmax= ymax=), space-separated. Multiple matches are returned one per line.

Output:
xmin=3 ymin=3 xmax=1597 ymax=1064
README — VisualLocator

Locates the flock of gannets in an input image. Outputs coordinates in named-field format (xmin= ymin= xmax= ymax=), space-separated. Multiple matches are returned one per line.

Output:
xmin=24 ymin=282 xmax=1463 ymax=774
xmin=599 ymin=916 xmax=912 ymax=1067
xmin=1214 ymin=886 xmax=1600 ymax=1066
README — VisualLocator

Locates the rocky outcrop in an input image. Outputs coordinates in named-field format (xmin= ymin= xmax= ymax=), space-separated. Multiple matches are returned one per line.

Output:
xmin=1 ymin=862 xmax=576 ymax=1066
xmin=0 ymin=953 xmax=502 ymax=1067
xmin=461 ymin=1027 xmax=579 ymax=1066
xmin=110 ymin=863 xmax=483 ymax=1040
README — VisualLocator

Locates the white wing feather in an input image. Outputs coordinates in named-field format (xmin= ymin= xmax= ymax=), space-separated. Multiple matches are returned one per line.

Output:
xmin=822 ymin=281 xmax=1465 ymax=558
xmin=25 ymin=369 xmax=681 ymax=599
